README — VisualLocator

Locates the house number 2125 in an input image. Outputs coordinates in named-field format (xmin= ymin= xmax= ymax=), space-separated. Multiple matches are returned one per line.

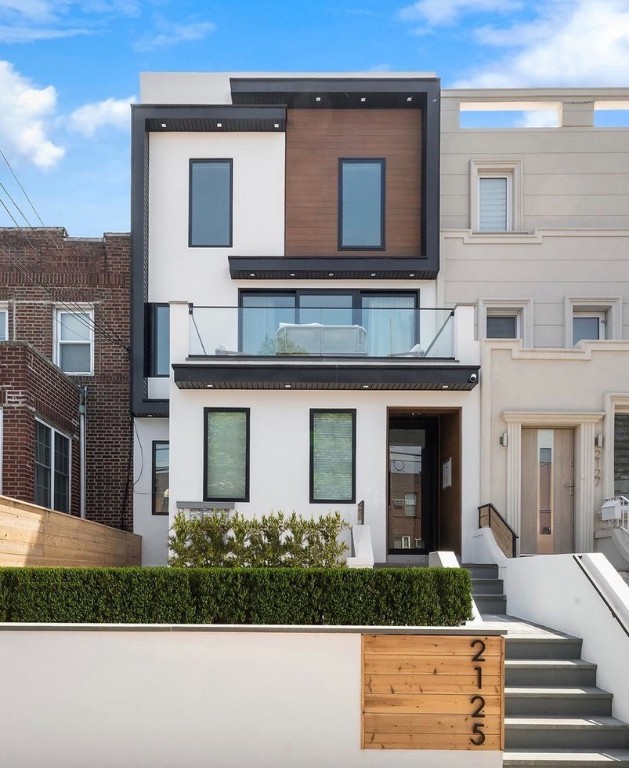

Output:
xmin=469 ymin=639 xmax=486 ymax=746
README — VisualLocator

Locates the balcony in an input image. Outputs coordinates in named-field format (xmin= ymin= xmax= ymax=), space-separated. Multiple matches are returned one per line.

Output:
xmin=172 ymin=304 xmax=480 ymax=391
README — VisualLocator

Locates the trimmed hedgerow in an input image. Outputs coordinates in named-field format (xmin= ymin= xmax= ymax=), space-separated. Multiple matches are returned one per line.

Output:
xmin=0 ymin=566 xmax=473 ymax=626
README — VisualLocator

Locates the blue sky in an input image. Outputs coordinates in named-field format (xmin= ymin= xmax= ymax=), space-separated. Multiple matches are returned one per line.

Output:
xmin=0 ymin=0 xmax=628 ymax=237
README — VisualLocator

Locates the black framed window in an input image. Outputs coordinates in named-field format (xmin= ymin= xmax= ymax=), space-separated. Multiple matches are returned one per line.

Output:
xmin=339 ymin=159 xmax=385 ymax=249
xmin=146 ymin=304 xmax=170 ymax=377
xmin=152 ymin=441 xmax=169 ymax=515
xmin=189 ymin=159 xmax=233 ymax=247
xmin=240 ymin=290 xmax=418 ymax=356
xmin=204 ymin=408 xmax=250 ymax=501
xmin=310 ymin=409 xmax=356 ymax=503
xmin=35 ymin=421 xmax=70 ymax=513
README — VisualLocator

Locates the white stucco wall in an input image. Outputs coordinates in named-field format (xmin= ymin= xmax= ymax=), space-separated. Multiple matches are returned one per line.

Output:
xmin=0 ymin=626 xmax=502 ymax=768
xmin=133 ymin=417 xmax=169 ymax=565
xmin=166 ymin=386 xmax=481 ymax=564
xmin=147 ymin=131 xmax=285 ymax=307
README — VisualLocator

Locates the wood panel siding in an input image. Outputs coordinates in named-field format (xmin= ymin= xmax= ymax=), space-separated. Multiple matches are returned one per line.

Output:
xmin=285 ymin=109 xmax=422 ymax=257
xmin=0 ymin=495 xmax=141 ymax=566
xmin=362 ymin=634 xmax=505 ymax=751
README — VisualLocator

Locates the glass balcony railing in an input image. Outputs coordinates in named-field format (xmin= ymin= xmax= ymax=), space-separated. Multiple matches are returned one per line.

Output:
xmin=188 ymin=306 xmax=455 ymax=359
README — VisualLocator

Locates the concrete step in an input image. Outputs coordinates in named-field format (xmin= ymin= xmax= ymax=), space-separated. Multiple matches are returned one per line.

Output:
xmin=506 ymin=635 xmax=583 ymax=660
xmin=505 ymin=659 xmax=598 ymax=687
xmin=471 ymin=577 xmax=504 ymax=595
xmin=503 ymin=749 xmax=629 ymax=767
xmin=462 ymin=562 xmax=498 ymax=579
xmin=505 ymin=716 xmax=629 ymax=750
xmin=506 ymin=687 xmax=613 ymax=717
xmin=474 ymin=594 xmax=507 ymax=614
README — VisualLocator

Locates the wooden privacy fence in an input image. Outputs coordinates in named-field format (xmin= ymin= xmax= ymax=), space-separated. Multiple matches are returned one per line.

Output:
xmin=0 ymin=495 xmax=141 ymax=567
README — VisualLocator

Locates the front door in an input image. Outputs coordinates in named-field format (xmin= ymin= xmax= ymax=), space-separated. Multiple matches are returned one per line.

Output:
xmin=521 ymin=428 xmax=575 ymax=554
xmin=387 ymin=414 xmax=437 ymax=554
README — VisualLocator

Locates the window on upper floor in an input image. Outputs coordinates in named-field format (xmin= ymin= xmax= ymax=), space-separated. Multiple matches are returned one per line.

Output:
xmin=239 ymin=290 xmax=417 ymax=356
xmin=54 ymin=308 xmax=94 ymax=375
xmin=339 ymin=159 xmax=385 ymax=249
xmin=565 ymin=298 xmax=621 ymax=347
xmin=146 ymin=304 xmax=170 ymax=377
xmin=152 ymin=441 xmax=169 ymax=515
xmin=35 ymin=420 xmax=70 ymax=513
xmin=0 ymin=306 xmax=7 ymax=341
xmin=470 ymin=160 xmax=523 ymax=232
xmin=189 ymin=159 xmax=233 ymax=247
xmin=479 ymin=299 xmax=532 ymax=346
xmin=204 ymin=408 xmax=249 ymax=502
xmin=573 ymin=312 xmax=606 ymax=344
xmin=310 ymin=409 xmax=356 ymax=503
xmin=486 ymin=313 xmax=519 ymax=339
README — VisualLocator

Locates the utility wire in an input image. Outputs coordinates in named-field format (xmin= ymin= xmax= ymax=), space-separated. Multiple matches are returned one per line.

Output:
xmin=0 ymin=172 xmax=129 ymax=352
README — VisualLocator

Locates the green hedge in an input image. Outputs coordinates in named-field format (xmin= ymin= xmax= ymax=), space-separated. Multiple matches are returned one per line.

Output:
xmin=0 ymin=567 xmax=473 ymax=626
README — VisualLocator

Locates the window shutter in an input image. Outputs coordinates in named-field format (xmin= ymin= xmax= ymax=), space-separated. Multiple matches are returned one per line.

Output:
xmin=479 ymin=177 xmax=508 ymax=231
xmin=311 ymin=411 xmax=355 ymax=502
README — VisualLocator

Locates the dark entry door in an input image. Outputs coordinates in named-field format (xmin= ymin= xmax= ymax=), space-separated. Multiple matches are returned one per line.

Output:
xmin=387 ymin=414 xmax=437 ymax=554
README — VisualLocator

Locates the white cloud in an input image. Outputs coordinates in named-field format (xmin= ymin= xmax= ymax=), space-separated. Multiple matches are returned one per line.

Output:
xmin=0 ymin=0 xmax=138 ymax=43
xmin=68 ymin=96 xmax=136 ymax=137
xmin=0 ymin=60 xmax=64 ymax=168
xmin=134 ymin=20 xmax=216 ymax=52
xmin=454 ymin=0 xmax=629 ymax=87
xmin=399 ymin=0 xmax=522 ymax=28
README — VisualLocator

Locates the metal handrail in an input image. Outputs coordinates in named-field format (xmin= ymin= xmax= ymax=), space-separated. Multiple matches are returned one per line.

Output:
xmin=478 ymin=502 xmax=519 ymax=558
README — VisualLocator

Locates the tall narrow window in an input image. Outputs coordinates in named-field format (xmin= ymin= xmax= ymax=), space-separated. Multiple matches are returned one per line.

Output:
xmin=478 ymin=176 xmax=509 ymax=231
xmin=147 ymin=304 xmax=170 ymax=376
xmin=55 ymin=309 xmax=94 ymax=374
xmin=204 ymin=408 xmax=249 ymax=501
xmin=339 ymin=159 xmax=385 ymax=249
xmin=0 ymin=308 xmax=7 ymax=341
xmin=310 ymin=409 xmax=356 ymax=503
xmin=34 ymin=421 xmax=70 ymax=513
xmin=189 ymin=160 xmax=233 ymax=247
xmin=152 ymin=441 xmax=169 ymax=515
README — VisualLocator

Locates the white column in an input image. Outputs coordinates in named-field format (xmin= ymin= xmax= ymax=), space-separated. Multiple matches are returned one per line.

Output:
xmin=575 ymin=421 xmax=596 ymax=552
xmin=505 ymin=421 xmax=521 ymax=534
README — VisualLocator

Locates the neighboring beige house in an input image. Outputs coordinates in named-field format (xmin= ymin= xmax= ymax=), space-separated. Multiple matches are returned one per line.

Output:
xmin=440 ymin=88 xmax=629 ymax=563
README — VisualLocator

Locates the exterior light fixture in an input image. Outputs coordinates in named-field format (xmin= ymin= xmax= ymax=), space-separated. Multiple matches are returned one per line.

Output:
xmin=442 ymin=384 xmax=449 ymax=389
xmin=274 ymin=123 xmax=280 ymax=128
xmin=362 ymin=385 xmax=370 ymax=389
xmin=285 ymin=384 xmax=292 ymax=389
xmin=595 ymin=433 xmax=604 ymax=448
xmin=409 ymin=273 xmax=415 ymax=278
xmin=206 ymin=384 xmax=214 ymax=389
xmin=289 ymin=273 xmax=296 ymax=277
xmin=406 ymin=97 xmax=413 ymax=102
xmin=216 ymin=122 xmax=222 ymax=128
xmin=160 ymin=123 xmax=167 ymax=128
xmin=370 ymin=272 xmax=376 ymax=277
xmin=249 ymin=273 xmax=256 ymax=277
xmin=360 ymin=97 xmax=366 ymax=103
xmin=315 ymin=96 xmax=322 ymax=102
xmin=328 ymin=272 xmax=334 ymax=277
xmin=500 ymin=432 xmax=508 ymax=447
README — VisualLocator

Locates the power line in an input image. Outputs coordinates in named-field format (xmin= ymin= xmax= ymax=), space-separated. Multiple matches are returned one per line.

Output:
xmin=0 ymin=156 xmax=130 ymax=352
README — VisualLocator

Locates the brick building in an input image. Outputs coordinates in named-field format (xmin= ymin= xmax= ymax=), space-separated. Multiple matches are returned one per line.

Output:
xmin=0 ymin=228 xmax=132 ymax=529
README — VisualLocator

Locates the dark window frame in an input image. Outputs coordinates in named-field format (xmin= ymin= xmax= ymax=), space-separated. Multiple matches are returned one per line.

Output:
xmin=310 ymin=408 xmax=356 ymax=504
xmin=238 ymin=289 xmax=419 ymax=353
xmin=189 ymin=159 xmax=234 ymax=248
xmin=203 ymin=407 xmax=250 ymax=502
xmin=146 ymin=303 xmax=170 ymax=377
xmin=152 ymin=440 xmax=169 ymax=516
xmin=34 ymin=420 xmax=70 ymax=513
xmin=338 ymin=158 xmax=386 ymax=251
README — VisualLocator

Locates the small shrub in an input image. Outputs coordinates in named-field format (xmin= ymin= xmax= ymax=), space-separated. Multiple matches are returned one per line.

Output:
xmin=168 ymin=510 xmax=349 ymax=568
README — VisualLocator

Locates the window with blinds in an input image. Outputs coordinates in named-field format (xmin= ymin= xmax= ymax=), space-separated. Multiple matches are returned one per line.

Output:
xmin=310 ymin=410 xmax=356 ymax=503
xmin=478 ymin=176 xmax=509 ymax=231
xmin=204 ymin=409 xmax=250 ymax=501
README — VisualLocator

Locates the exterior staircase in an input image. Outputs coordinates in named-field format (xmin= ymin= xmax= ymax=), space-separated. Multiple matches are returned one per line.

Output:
xmin=504 ymin=632 xmax=629 ymax=766
xmin=463 ymin=562 xmax=507 ymax=615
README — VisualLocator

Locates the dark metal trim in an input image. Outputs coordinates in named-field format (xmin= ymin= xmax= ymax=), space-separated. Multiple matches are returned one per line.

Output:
xmin=228 ymin=256 xmax=437 ymax=280
xmin=188 ymin=159 xmax=233 ymax=248
xmin=478 ymin=502 xmax=519 ymax=558
xmin=573 ymin=554 xmax=629 ymax=640
xmin=152 ymin=440 xmax=169 ymax=515
xmin=203 ymin=407 xmax=250 ymax=503
xmin=174 ymin=362 xmax=480 ymax=390
xmin=338 ymin=158 xmax=386 ymax=251
xmin=310 ymin=409 xmax=356 ymax=504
